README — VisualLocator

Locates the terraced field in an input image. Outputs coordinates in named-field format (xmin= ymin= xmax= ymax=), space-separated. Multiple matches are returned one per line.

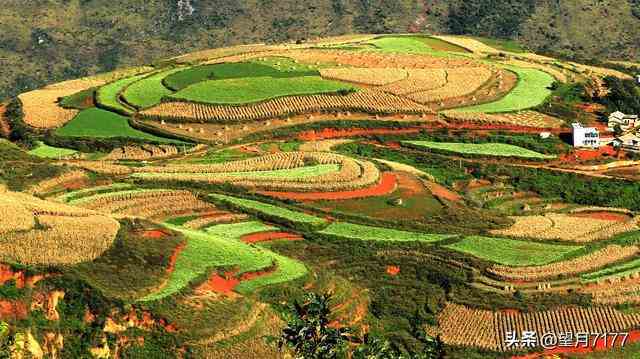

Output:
xmin=403 ymin=141 xmax=556 ymax=159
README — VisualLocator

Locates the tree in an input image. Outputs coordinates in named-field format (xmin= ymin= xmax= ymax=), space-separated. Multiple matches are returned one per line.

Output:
xmin=276 ymin=292 xmax=352 ymax=359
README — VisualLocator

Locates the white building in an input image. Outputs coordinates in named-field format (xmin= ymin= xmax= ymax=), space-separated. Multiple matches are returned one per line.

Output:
xmin=614 ymin=133 xmax=640 ymax=151
xmin=572 ymin=123 xmax=600 ymax=148
xmin=608 ymin=111 xmax=638 ymax=131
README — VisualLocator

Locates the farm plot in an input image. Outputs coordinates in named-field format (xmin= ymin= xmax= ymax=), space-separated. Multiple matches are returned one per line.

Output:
xmin=441 ymin=110 xmax=565 ymax=128
xmin=121 ymin=67 xmax=185 ymax=109
xmin=96 ymin=72 xmax=150 ymax=114
xmin=445 ymin=236 xmax=582 ymax=266
xmin=72 ymin=188 xmax=217 ymax=221
xmin=436 ymin=303 xmax=640 ymax=352
xmin=319 ymin=67 xmax=408 ymax=86
xmin=581 ymin=275 xmax=640 ymax=304
xmin=55 ymin=108 xmax=181 ymax=143
xmin=490 ymin=213 xmax=639 ymax=242
xmin=402 ymin=67 xmax=495 ymax=104
xmin=205 ymin=221 xmax=277 ymax=239
xmin=581 ymin=257 xmax=640 ymax=284
xmin=141 ymin=89 xmax=432 ymax=123
xmin=431 ymin=35 xmax=501 ymax=54
xmin=403 ymin=141 xmax=555 ymax=159
xmin=131 ymin=152 xmax=381 ymax=193
xmin=169 ymin=76 xmax=356 ymax=105
xmin=319 ymin=222 xmax=453 ymax=243
xmin=56 ymin=183 xmax=135 ymax=203
xmin=379 ymin=68 xmax=447 ymax=95
xmin=456 ymin=66 xmax=554 ymax=113
xmin=28 ymin=141 xmax=78 ymax=159
xmin=209 ymin=194 xmax=327 ymax=228
xmin=0 ymin=189 xmax=119 ymax=265
xmin=164 ymin=61 xmax=318 ymax=91
xmin=18 ymin=89 xmax=79 ymax=129
xmin=488 ymin=245 xmax=640 ymax=281
xmin=26 ymin=170 xmax=88 ymax=195
xmin=104 ymin=145 xmax=179 ymax=160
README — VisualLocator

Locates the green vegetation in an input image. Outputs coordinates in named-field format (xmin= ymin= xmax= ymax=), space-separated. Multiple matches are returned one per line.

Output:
xmin=205 ymin=221 xmax=277 ymax=239
xmin=28 ymin=141 xmax=78 ymax=159
xmin=121 ymin=67 xmax=184 ymax=109
xmin=96 ymin=74 xmax=147 ymax=114
xmin=141 ymin=225 xmax=275 ymax=301
xmin=0 ymin=139 xmax=62 ymax=191
xmin=471 ymin=36 xmax=526 ymax=53
xmin=403 ymin=140 xmax=556 ymax=159
xmin=55 ymin=108 xmax=180 ymax=142
xmin=59 ymin=88 xmax=95 ymax=110
xmin=132 ymin=164 xmax=340 ymax=182
xmin=183 ymin=147 xmax=255 ymax=164
xmin=57 ymin=183 xmax=135 ymax=203
xmin=445 ymin=236 xmax=582 ymax=266
xmin=368 ymin=36 xmax=440 ymax=55
xmin=319 ymin=222 xmax=454 ymax=243
xmin=581 ymin=257 xmax=640 ymax=283
xmin=235 ymin=252 xmax=308 ymax=294
xmin=209 ymin=194 xmax=328 ymax=228
xmin=164 ymin=61 xmax=318 ymax=91
xmin=72 ymin=222 xmax=184 ymax=300
xmin=458 ymin=66 xmax=554 ymax=113
xmin=597 ymin=76 xmax=640 ymax=115
xmin=169 ymin=76 xmax=356 ymax=105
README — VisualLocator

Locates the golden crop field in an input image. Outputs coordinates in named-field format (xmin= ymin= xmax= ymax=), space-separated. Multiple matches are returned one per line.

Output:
xmin=140 ymin=89 xmax=432 ymax=123
xmin=380 ymin=69 xmax=447 ymax=95
xmin=583 ymin=277 xmax=640 ymax=305
xmin=27 ymin=170 xmax=87 ymax=195
xmin=430 ymin=36 xmax=500 ymax=54
xmin=488 ymin=245 xmax=640 ymax=281
xmin=405 ymin=67 xmax=494 ymax=103
xmin=490 ymin=213 xmax=638 ymax=242
xmin=182 ymin=212 xmax=249 ymax=229
xmin=319 ymin=67 xmax=408 ymax=86
xmin=441 ymin=110 xmax=565 ymax=128
xmin=104 ymin=145 xmax=179 ymax=161
xmin=0 ymin=190 xmax=119 ymax=265
xmin=437 ymin=303 xmax=640 ymax=352
xmin=61 ymin=161 xmax=135 ymax=175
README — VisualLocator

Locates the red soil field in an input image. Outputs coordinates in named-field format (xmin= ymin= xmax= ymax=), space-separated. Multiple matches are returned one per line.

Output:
xmin=165 ymin=242 xmax=186 ymax=274
xmin=440 ymin=121 xmax=570 ymax=134
xmin=571 ymin=211 xmax=631 ymax=222
xmin=425 ymin=181 xmax=462 ymax=202
xmin=395 ymin=172 xmax=424 ymax=196
xmin=259 ymin=172 xmax=397 ymax=201
xmin=0 ymin=264 xmax=45 ymax=288
xmin=140 ymin=230 xmax=170 ymax=239
xmin=386 ymin=265 xmax=400 ymax=276
xmin=559 ymin=146 xmax=619 ymax=162
xmin=241 ymin=231 xmax=303 ymax=244
xmin=512 ymin=329 xmax=640 ymax=358
xmin=195 ymin=273 xmax=240 ymax=295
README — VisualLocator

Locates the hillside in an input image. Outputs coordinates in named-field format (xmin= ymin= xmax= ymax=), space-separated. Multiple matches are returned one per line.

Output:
xmin=2 ymin=0 xmax=640 ymax=99
xmin=3 ymin=33 xmax=640 ymax=357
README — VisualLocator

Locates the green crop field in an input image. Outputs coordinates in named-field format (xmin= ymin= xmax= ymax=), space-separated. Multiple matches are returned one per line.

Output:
xmin=141 ymin=225 xmax=276 ymax=301
xmin=96 ymin=73 xmax=149 ymax=114
xmin=367 ymin=36 xmax=468 ymax=56
xmin=581 ymin=257 xmax=640 ymax=283
xmin=319 ymin=222 xmax=454 ymax=243
xmin=57 ymin=183 xmax=135 ymax=203
xmin=403 ymin=141 xmax=556 ymax=159
xmin=205 ymin=221 xmax=277 ymax=239
xmin=457 ymin=66 xmax=554 ymax=113
xmin=235 ymin=252 xmax=308 ymax=294
xmin=121 ymin=67 xmax=184 ymax=109
xmin=209 ymin=194 xmax=328 ymax=227
xmin=445 ymin=236 xmax=582 ymax=266
xmin=169 ymin=76 xmax=356 ymax=105
xmin=55 ymin=108 xmax=181 ymax=142
xmin=164 ymin=61 xmax=318 ymax=91
xmin=28 ymin=141 xmax=78 ymax=159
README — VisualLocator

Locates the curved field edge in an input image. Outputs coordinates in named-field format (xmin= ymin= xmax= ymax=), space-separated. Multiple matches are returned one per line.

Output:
xmin=139 ymin=225 xmax=307 ymax=301
xmin=455 ymin=66 xmax=555 ymax=113
xmin=403 ymin=141 xmax=556 ymax=159
xmin=319 ymin=222 xmax=455 ymax=243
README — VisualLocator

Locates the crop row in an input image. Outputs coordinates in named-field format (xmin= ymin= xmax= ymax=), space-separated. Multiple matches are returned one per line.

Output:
xmin=380 ymin=68 xmax=447 ymax=95
xmin=139 ymin=89 xmax=432 ymax=123
xmin=491 ymin=214 xmax=639 ymax=242
xmin=441 ymin=110 xmax=565 ymax=129
xmin=104 ymin=145 xmax=179 ymax=160
xmin=319 ymin=67 xmax=408 ymax=86
xmin=319 ymin=222 xmax=454 ymax=243
xmin=437 ymin=303 xmax=640 ymax=352
xmin=488 ymin=245 xmax=640 ymax=281
xmin=404 ymin=141 xmax=555 ymax=159
xmin=26 ymin=170 xmax=88 ymax=195
xmin=404 ymin=67 xmax=494 ymax=104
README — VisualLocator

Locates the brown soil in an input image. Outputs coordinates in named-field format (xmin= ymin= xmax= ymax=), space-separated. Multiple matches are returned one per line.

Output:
xmin=0 ymin=300 xmax=28 ymax=320
xmin=240 ymin=231 xmax=303 ymax=244
xmin=297 ymin=127 xmax=423 ymax=141
xmin=571 ymin=211 xmax=631 ymax=222
xmin=424 ymin=181 xmax=462 ymax=202
xmin=140 ymin=230 xmax=170 ymax=239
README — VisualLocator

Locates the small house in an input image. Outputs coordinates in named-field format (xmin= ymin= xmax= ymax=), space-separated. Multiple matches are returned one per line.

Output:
xmin=572 ymin=123 xmax=600 ymax=148
xmin=608 ymin=111 xmax=638 ymax=131
xmin=614 ymin=133 xmax=640 ymax=151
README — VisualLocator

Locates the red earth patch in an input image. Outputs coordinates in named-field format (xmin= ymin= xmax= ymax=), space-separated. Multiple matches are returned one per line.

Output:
xmin=571 ymin=211 xmax=631 ymax=222
xmin=0 ymin=300 xmax=28 ymax=320
xmin=386 ymin=265 xmax=400 ymax=276
xmin=140 ymin=230 xmax=170 ymax=239
xmin=196 ymin=272 xmax=240 ymax=294
xmin=425 ymin=181 xmax=462 ymax=202
xmin=241 ymin=231 xmax=303 ymax=244
xmin=166 ymin=242 xmax=186 ymax=274
xmin=259 ymin=172 xmax=398 ymax=201
xmin=297 ymin=127 xmax=423 ymax=141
